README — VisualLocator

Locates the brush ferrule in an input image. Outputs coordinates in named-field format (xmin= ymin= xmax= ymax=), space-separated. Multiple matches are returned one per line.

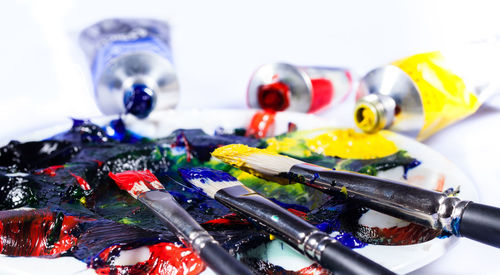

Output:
xmin=441 ymin=199 xmax=471 ymax=236
xmin=138 ymin=190 xmax=216 ymax=251
xmin=190 ymin=231 xmax=219 ymax=252
xmin=300 ymin=231 xmax=331 ymax=261
xmin=215 ymin=185 xmax=317 ymax=248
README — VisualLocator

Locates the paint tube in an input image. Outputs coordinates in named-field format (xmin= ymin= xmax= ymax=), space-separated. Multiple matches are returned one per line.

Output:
xmin=247 ymin=63 xmax=353 ymax=113
xmin=354 ymin=42 xmax=500 ymax=140
xmin=79 ymin=18 xmax=179 ymax=119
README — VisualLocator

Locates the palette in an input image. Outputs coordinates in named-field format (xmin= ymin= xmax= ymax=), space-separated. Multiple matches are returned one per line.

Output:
xmin=0 ymin=109 xmax=477 ymax=274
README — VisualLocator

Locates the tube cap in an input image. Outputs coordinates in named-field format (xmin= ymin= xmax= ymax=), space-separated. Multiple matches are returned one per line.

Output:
xmin=354 ymin=94 xmax=396 ymax=134
xmin=257 ymin=82 xmax=290 ymax=111
xmin=124 ymin=84 xmax=157 ymax=119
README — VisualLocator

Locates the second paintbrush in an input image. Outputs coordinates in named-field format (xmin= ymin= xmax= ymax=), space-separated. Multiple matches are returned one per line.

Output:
xmin=180 ymin=167 xmax=395 ymax=275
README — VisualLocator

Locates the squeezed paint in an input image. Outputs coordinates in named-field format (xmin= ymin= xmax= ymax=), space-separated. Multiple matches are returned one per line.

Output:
xmin=91 ymin=242 xmax=205 ymax=275
xmin=305 ymin=129 xmax=398 ymax=159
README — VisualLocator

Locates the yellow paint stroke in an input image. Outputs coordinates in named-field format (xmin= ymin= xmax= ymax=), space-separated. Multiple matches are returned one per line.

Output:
xmin=340 ymin=186 xmax=348 ymax=196
xmin=212 ymin=144 xmax=277 ymax=166
xmin=305 ymin=129 xmax=397 ymax=159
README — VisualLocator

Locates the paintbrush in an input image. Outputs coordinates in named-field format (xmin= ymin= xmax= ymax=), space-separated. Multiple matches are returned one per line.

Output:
xmin=179 ymin=167 xmax=395 ymax=275
xmin=108 ymin=170 xmax=253 ymax=275
xmin=212 ymin=144 xmax=500 ymax=248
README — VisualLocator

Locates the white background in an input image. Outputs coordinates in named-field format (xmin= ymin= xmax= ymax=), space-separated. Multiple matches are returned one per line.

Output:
xmin=1 ymin=0 xmax=500 ymax=274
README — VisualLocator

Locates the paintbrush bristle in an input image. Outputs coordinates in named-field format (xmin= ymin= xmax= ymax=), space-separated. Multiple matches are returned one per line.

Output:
xmin=108 ymin=170 xmax=165 ymax=199
xmin=179 ymin=167 xmax=244 ymax=198
xmin=211 ymin=144 xmax=303 ymax=181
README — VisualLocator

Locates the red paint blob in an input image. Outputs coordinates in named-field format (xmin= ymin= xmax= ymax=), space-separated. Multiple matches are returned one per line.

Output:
xmin=181 ymin=133 xmax=193 ymax=162
xmin=202 ymin=208 xmax=307 ymax=231
xmin=202 ymin=213 xmax=251 ymax=230
xmin=0 ymin=209 xmax=86 ymax=256
xmin=297 ymin=263 xmax=331 ymax=275
xmin=287 ymin=208 xmax=308 ymax=219
xmin=257 ymin=82 xmax=290 ymax=111
xmin=70 ymin=173 xmax=92 ymax=191
xmin=93 ymin=242 xmax=205 ymax=275
xmin=35 ymin=165 xmax=65 ymax=177
xmin=245 ymin=110 xmax=276 ymax=138
xmin=93 ymin=160 xmax=104 ymax=167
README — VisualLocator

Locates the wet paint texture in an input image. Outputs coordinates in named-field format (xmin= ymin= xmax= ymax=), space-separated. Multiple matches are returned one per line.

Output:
xmin=0 ymin=209 xmax=85 ymax=256
xmin=92 ymin=242 xmax=206 ymax=275
xmin=0 ymin=120 xmax=440 ymax=274
xmin=179 ymin=167 xmax=237 ymax=182
xmin=303 ymin=129 xmax=398 ymax=159
xmin=108 ymin=170 xmax=164 ymax=197
xmin=246 ymin=110 xmax=277 ymax=138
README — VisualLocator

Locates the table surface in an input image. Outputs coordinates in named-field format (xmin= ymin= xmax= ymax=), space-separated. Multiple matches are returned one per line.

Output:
xmin=1 ymin=1 xmax=500 ymax=274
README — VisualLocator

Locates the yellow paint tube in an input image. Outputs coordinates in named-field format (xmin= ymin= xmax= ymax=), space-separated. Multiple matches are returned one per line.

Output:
xmin=354 ymin=43 xmax=500 ymax=140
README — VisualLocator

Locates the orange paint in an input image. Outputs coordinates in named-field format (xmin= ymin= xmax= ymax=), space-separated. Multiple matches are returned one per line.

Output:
xmin=245 ymin=110 xmax=276 ymax=138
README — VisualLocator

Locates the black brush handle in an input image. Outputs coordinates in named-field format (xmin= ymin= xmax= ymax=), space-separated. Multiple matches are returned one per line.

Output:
xmin=320 ymin=240 xmax=395 ymax=275
xmin=459 ymin=202 xmax=500 ymax=248
xmin=199 ymin=241 xmax=254 ymax=275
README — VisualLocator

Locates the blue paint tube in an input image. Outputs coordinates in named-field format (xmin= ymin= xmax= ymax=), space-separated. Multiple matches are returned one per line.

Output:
xmin=80 ymin=18 xmax=179 ymax=119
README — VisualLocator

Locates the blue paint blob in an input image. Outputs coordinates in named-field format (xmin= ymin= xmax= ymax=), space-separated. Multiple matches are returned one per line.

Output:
xmin=106 ymin=119 xmax=126 ymax=141
xmin=179 ymin=167 xmax=237 ymax=183
xmin=451 ymin=217 xmax=461 ymax=236
xmin=403 ymin=159 xmax=421 ymax=179
xmin=331 ymin=231 xmax=367 ymax=249
xmin=310 ymin=173 xmax=319 ymax=185
xmin=71 ymin=118 xmax=86 ymax=128
xmin=316 ymin=221 xmax=367 ymax=249
xmin=105 ymin=118 xmax=146 ymax=143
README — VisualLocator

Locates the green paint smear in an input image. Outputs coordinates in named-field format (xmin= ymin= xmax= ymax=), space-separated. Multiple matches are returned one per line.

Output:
xmin=119 ymin=217 xmax=138 ymax=225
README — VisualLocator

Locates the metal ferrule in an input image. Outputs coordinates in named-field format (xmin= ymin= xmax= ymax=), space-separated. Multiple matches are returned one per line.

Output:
xmin=356 ymin=65 xmax=424 ymax=138
xmin=300 ymin=231 xmax=332 ymax=261
xmin=137 ymin=190 xmax=217 ymax=252
xmin=354 ymin=93 xmax=396 ymax=133
xmin=290 ymin=164 xmax=471 ymax=233
xmin=444 ymin=199 xmax=471 ymax=236
xmin=215 ymin=185 xmax=331 ymax=259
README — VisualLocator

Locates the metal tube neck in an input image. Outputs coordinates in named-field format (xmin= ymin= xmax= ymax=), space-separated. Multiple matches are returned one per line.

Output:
xmin=354 ymin=94 xmax=396 ymax=133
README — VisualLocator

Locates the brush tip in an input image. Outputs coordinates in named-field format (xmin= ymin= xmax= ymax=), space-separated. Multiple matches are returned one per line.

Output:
xmin=108 ymin=170 xmax=164 ymax=198
xmin=179 ymin=167 xmax=243 ymax=198
xmin=212 ymin=144 xmax=276 ymax=160
xmin=179 ymin=167 xmax=237 ymax=182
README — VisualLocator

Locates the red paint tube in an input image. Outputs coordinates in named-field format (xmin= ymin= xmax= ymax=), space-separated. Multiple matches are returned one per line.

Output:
xmin=247 ymin=63 xmax=353 ymax=113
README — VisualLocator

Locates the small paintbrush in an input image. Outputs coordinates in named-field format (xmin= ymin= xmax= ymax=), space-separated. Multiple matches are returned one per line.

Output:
xmin=212 ymin=144 xmax=500 ymax=248
xmin=108 ymin=170 xmax=253 ymax=275
xmin=179 ymin=167 xmax=395 ymax=275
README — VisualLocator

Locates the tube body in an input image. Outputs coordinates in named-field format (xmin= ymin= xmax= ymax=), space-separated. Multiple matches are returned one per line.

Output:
xmin=355 ymin=43 xmax=500 ymax=140
xmin=80 ymin=18 xmax=179 ymax=119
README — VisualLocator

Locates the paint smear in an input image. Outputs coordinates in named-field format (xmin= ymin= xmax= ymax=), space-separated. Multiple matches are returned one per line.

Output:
xmin=305 ymin=129 xmax=398 ymax=159
xmin=91 ymin=242 xmax=205 ymax=275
